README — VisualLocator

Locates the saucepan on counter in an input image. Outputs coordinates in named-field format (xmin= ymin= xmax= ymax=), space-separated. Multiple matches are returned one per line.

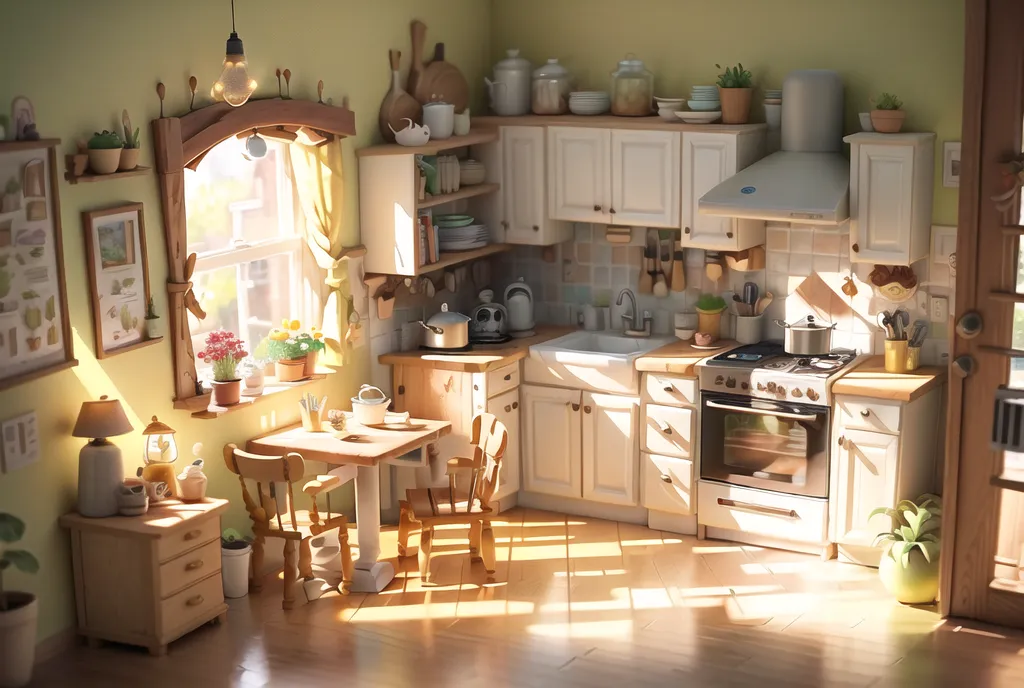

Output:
xmin=774 ymin=314 xmax=837 ymax=355
xmin=418 ymin=303 xmax=471 ymax=350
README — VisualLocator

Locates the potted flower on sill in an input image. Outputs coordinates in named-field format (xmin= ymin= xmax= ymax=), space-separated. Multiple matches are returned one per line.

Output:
xmin=86 ymin=130 xmax=124 ymax=175
xmin=870 ymin=92 xmax=905 ymax=133
xmin=267 ymin=319 xmax=321 ymax=382
xmin=119 ymin=109 xmax=141 ymax=171
xmin=716 ymin=63 xmax=754 ymax=125
xmin=299 ymin=325 xmax=327 ymax=377
xmin=144 ymin=296 xmax=161 ymax=339
xmin=695 ymin=293 xmax=728 ymax=341
xmin=1 ymin=512 xmax=40 ymax=688
xmin=198 ymin=330 xmax=247 ymax=406
xmin=871 ymin=493 xmax=941 ymax=605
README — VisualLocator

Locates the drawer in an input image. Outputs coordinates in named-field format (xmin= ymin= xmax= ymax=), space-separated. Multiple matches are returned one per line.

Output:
xmin=486 ymin=362 xmax=520 ymax=398
xmin=156 ymin=514 xmax=221 ymax=563
xmin=159 ymin=539 xmax=222 ymax=598
xmin=159 ymin=572 xmax=224 ymax=637
xmin=642 ymin=404 xmax=694 ymax=458
xmin=642 ymin=453 xmax=694 ymax=516
xmin=698 ymin=480 xmax=828 ymax=544
xmin=835 ymin=397 xmax=902 ymax=435
xmin=643 ymin=374 xmax=698 ymax=407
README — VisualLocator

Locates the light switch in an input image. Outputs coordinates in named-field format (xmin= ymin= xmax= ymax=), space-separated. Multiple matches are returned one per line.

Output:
xmin=930 ymin=296 xmax=949 ymax=323
xmin=1 ymin=411 xmax=39 ymax=473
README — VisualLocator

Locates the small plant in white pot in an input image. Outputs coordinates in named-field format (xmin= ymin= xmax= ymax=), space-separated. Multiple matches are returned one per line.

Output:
xmin=221 ymin=528 xmax=253 ymax=599
xmin=143 ymin=296 xmax=161 ymax=339
xmin=870 ymin=92 xmax=906 ymax=133
xmin=1 ymin=512 xmax=40 ymax=688
xmin=871 ymin=494 xmax=941 ymax=605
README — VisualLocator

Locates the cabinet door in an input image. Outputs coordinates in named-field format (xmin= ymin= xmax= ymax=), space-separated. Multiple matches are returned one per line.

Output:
xmin=680 ymin=132 xmax=738 ymax=250
xmin=834 ymin=428 xmax=900 ymax=547
xmin=582 ymin=392 xmax=640 ymax=506
xmin=851 ymin=144 xmax=914 ymax=264
xmin=394 ymin=367 xmax=472 ymax=437
xmin=521 ymin=384 xmax=582 ymax=498
xmin=502 ymin=126 xmax=547 ymax=244
xmin=611 ymin=130 xmax=680 ymax=228
xmin=487 ymin=388 xmax=521 ymax=499
xmin=547 ymin=127 xmax=609 ymax=223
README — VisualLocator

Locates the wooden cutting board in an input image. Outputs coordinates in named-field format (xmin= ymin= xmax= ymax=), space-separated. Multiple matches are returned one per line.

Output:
xmin=407 ymin=20 xmax=469 ymax=112
xmin=379 ymin=49 xmax=422 ymax=142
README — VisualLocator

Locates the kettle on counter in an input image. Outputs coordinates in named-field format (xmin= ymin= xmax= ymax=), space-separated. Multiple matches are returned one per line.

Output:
xmin=504 ymin=278 xmax=535 ymax=337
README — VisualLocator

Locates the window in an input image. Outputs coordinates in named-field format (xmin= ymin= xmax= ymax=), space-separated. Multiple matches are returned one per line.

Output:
xmin=185 ymin=137 xmax=307 ymax=378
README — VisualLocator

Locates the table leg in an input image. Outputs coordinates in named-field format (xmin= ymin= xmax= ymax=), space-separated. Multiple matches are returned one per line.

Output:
xmin=351 ymin=463 xmax=395 ymax=592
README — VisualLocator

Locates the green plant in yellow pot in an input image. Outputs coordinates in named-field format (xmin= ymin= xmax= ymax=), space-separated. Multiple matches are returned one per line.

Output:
xmin=871 ymin=494 xmax=941 ymax=605
xmin=695 ymin=293 xmax=728 ymax=342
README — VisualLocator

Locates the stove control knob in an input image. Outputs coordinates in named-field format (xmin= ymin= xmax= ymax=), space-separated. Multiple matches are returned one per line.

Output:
xmin=714 ymin=375 xmax=725 ymax=386
xmin=777 ymin=386 xmax=786 ymax=397
xmin=766 ymin=381 xmax=777 ymax=393
xmin=725 ymin=377 xmax=736 ymax=389
xmin=756 ymin=382 xmax=765 ymax=391
xmin=791 ymin=388 xmax=803 ymax=398
xmin=807 ymin=389 xmax=819 ymax=402
xmin=741 ymin=382 xmax=749 ymax=390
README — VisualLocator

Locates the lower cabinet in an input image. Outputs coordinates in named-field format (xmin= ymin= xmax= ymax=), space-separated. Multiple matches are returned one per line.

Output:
xmin=832 ymin=429 xmax=899 ymax=550
xmin=488 ymin=387 xmax=521 ymax=499
xmin=582 ymin=392 xmax=640 ymax=507
xmin=641 ymin=453 xmax=695 ymax=516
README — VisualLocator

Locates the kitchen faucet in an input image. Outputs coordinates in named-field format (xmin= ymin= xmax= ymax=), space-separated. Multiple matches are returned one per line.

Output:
xmin=615 ymin=288 xmax=653 ymax=338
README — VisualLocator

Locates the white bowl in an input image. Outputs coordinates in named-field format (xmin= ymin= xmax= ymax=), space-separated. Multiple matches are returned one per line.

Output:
xmin=654 ymin=97 xmax=685 ymax=105
xmin=676 ymin=111 xmax=722 ymax=124
xmin=675 ymin=328 xmax=697 ymax=341
xmin=657 ymin=107 xmax=679 ymax=121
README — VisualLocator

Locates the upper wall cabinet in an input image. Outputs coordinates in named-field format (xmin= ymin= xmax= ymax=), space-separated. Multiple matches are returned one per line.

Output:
xmin=844 ymin=133 xmax=935 ymax=266
xmin=548 ymin=127 xmax=609 ymax=224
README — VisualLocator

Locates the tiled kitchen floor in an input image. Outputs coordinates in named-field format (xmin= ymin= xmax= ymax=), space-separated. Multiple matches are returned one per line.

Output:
xmin=33 ymin=508 xmax=1024 ymax=687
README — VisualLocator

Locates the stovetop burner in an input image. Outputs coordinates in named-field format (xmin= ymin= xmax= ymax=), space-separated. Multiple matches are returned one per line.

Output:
xmin=710 ymin=342 xmax=856 ymax=377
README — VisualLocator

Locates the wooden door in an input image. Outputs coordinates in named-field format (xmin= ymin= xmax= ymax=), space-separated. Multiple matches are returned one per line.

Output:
xmin=943 ymin=0 xmax=1024 ymax=629
xmin=521 ymin=384 xmax=582 ymax=498
xmin=610 ymin=130 xmax=680 ymax=227
xmin=501 ymin=126 xmax=547 ymax=244
xmin=581 ymin=392 xmax=640 ymax=506
xmin=833 ymin=429 xmax=900 ymax=549
xmin=487 ymin=387 xmax=520 ymax=499
xmin=851 ymin=144 xmax=914 ymax=264
xmin=393 ymin=367 xmax=472 ymax=437
xmin=547 ymin=127 xmax=609 ymax=223
xmin=680 ymin=132 xmax=737 ymax=250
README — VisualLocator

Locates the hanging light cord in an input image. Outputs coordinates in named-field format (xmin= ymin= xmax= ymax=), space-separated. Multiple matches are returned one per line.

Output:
xmin=230 ymin=0 xmax=236 ymax=33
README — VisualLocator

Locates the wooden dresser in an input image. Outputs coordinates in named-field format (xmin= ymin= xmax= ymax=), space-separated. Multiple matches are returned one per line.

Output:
xmin=60 ymin=499 xmax=229 ymax=656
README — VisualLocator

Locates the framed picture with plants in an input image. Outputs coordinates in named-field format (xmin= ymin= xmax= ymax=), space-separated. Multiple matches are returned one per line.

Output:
xmin=82 ymin=202 xmax=155 ymax=358
xmin=0 ymin=139 xmax=76 ymax=391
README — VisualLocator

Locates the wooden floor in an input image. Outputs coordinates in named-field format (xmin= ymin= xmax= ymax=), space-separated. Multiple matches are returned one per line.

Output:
xmin=33 ymin=508 xmax=1024 ymax=687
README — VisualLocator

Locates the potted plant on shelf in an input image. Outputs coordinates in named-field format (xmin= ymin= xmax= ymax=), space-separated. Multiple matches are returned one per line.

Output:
xmin=143 ymin=296 xmax=161 ymax=339
xmin=86 ymin=130 xmax=124 ymax=175
xmin=1 ymin=177 xmax=21 ymax=214
xmin=695 ymin=293 xmax=728 ymax=342
xmin=267 ymin=319 xmax=316 ymax=382
xmin=870 ymin=92 xmax=905 ymax=133
xmin=871 ymin=493 xmax=942 ymax=604
xmin=221 ymin=528 xmax=253 ymax=599
xmin=119 ymin=110 xmax=141 ymax=171
xmin=1 ymin=512 xmax=40 ymax=688
xmin=198 ymin=330 xmax=247 ymax=406
xmin=716 ymin=63 xmax=754 ymax=124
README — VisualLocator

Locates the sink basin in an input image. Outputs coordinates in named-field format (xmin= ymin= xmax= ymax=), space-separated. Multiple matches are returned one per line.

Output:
xmin=525 ymin=332 xmax=674 ymax=395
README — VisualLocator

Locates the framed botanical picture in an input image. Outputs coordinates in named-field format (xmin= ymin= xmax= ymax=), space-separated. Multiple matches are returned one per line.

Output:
xmin=82 ymin=202 xmax=153 ymax=358
xmin=0 ymin=139 xmax=76 ymax=390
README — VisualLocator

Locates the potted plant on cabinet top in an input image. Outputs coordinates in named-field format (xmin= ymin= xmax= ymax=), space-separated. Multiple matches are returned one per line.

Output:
xmin=198 ymin=330 xmax=247 ymax=407
xmin=695 ymin=293 xmax=728 ymax=342
xmin=119 ymin=109 xmax=141 ymax=171
xmin=870 ymin=92 xmax=905 ymax=133
xmin=716 ymin=63 xmax=754 ymax=124
xmin=871 ymin=493 xmax=941 ymax=605
xmin=143 ymin=296 xmax=161 ymax=339
xmin=86 ymin=130 xmax=124 ymax=175
xmin=1 ymin=512 xmax=40 ymax=688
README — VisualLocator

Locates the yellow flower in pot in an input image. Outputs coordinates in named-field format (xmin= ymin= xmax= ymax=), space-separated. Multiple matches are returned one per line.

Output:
xmin=871 ymin=494 xmax=941 ymax=605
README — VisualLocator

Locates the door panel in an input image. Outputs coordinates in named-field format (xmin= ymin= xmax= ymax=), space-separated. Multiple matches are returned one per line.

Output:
xmin=487 ymin=388 xmax=521 ymax=499
xmin=548 ymin=127 xmax=609 ymax=223
xmin=502 ymin=126 xmax=546 ymax=243
xmin=853 ymin=144 xmax=913 ymax=264
xmin=521 ymin=384 xmax=582 ymax=498
xmin=834 ymin=429 xmax=899 ymax=547
xmin=681 ymin=133 xmax=737 ymax=250
xmin=611 ymin=130 xmax=680 ymax=227
xmin=581 ymin=392 xmax=639 ymax=506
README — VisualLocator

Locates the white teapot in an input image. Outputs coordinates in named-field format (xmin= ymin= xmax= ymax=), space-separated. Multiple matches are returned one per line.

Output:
xmin=390 ymin=118 xmax=430 ymax=147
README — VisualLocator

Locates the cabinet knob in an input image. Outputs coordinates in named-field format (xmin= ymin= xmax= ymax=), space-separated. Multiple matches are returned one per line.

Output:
xmin=505 ymin=404 xmax=512 ymax=413
xmin=185 ymin=559 xmax=205 ymax=571
xmin=186 ymin=595 xmax=205 ymax=607
xmin=501 ymin=220 xmax=510 ymax=229
xmin=583 ymin=405 xmax=592 ymax=414
xmin=660 ymin=474 xmax=673 ymax=484
xmin=684 ymin=227 xmax=691 ymax=235
xmin=504 ymin=374 xmax=512 ymax=381
xmin=726 ymin=231 xmax=734 ymax=239
xmin=532 ymin=225 xmax=540 ymax=231
xmin=860 ymin=409 xmax=871 ymax=417
xmin=609 ymin=207 xmax=616 ymax=214
xmin=852 ymin=243 xmax=860 ymax=253
xmin=512 ymin=401 xmax=519 ymax=410
xmin=572 ymin=403 xmax=580 ymax=412
xmin=656 ymin=419 xmax=672 ymax=434
xmin=184 ymin=529 xmax=202 ymax=541
xmin=398 ymin=385 xmax=405 ymax=395
xmin=593 ymin=204 xmax=603 ymax=212
xmin=838 ymin=435 xmax=845 ymax=448
xmin=473 ymin=384 xmax=479 ymax=391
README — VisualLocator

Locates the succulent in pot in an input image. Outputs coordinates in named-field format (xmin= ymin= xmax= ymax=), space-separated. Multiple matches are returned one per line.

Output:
xmin=199 ymin=330 xmax=247 ymax=406
xmin=871 ymin=494 xmax=942 ymax=605
xmin=87 ymin=130 xmax=124 ymax=174
xmin=716 ymin=63 xmax=754 ymax=124
xmin=143 ymin=296 xmax=161 ymax=340
xmin=695 ymin=293 xmax=727 ymax=342
xmin=0 ymin=512 xmax=40 ymax=688
xmin=870 ymin=92 xmax=905 ymax=133
xmin=119 ymin=109 xmax=141 ymax=171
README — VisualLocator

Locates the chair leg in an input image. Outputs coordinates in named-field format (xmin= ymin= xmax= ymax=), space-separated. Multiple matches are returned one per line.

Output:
xmin=298 ymin=538 xmax=313 ymax=580
xmin=282 ymin=539 xmax=298 ymax=610
xmin=250 ymin=533 xmax=265 ymax=593
xmin=397 ymin=500 xmax=419 ymax=557
xmin=469 ymin=520 xmax=483 ymax=562
xmin=480 ymin=521 xmax=496 ymax=575
xmin=418 ymin=525 xmax=434 ymax=584
xmin=339 ymin=525 xmax=354 ymax=595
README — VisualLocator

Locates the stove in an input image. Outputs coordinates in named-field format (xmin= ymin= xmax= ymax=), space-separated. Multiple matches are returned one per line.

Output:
xmin=699 ymin=342 xmax=859 ymax=406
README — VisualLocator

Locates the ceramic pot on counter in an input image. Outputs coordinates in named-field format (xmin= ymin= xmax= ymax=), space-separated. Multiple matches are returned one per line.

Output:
xmin=485 ymin=49 xmax=532 ymax=116
xmin=774 ymin=314 xmax=837 ymax=355
xmin=422 ymin=102 xmax=455 ymax=140
xmin=418 ymin=303 xmax=471 ymax=350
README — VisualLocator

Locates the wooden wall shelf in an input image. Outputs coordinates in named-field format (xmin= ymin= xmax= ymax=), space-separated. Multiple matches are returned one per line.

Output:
xmin=357 ymin=130 xmax=498 ymax=158
xmin=419 ymin=183 xmax=499 ymax=210
xmin=0 ymin=138 xmax=62 ymax=151
xmin=64 ymin=163 xmax=151 ymax=185
xmin=189 ymin=372 xmax=332 ymax=420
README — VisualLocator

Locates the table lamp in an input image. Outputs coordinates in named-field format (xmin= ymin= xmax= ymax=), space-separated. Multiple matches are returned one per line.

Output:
xmin=73 ymin=395 xmax=133 ymax=517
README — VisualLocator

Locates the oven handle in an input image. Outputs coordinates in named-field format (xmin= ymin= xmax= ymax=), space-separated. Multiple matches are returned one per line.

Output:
xmin=717 ymin=498 xmax=799 ymax=519
xmin=705 ymin=399 xmax=820 ymax=422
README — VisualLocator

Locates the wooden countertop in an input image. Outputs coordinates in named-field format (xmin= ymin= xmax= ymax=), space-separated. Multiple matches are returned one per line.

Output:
xmin=59 ymin=499 xmax=228 ymax=537
xmin=378 ymin=326 xmax=574 ymax=373
xmin=634 ymin=340 xmax=740 ymax=376
xmin=831 ymin=356 xmax=947 ymax=402
xmin=474 ymin=115 xmax=766 ymax=134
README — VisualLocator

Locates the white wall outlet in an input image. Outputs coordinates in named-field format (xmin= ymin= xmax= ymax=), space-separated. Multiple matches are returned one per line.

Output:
xmin=930 ymin=296 xmax=949 ymax=323
xmin=1 ymin=411 xmax=40 ymax=473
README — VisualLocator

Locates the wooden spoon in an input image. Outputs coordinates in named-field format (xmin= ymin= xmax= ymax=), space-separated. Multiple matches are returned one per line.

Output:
xmin=156 ymin=82 xmax=166 ymax=117
xmin=188 ymin=76 xmax=197 ymax=111
xmin=755 ymin=292 xmax=773 ymax=316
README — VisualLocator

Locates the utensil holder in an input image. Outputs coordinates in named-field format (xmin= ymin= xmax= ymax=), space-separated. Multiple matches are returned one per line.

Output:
xmin=301 ymin=408 xmax=324 ymax=432
xmin=734 ymin=314 xmax=763 ymax=345
xmin=906 ymin=346 xmax=922 ymax=372
xmin=884 ymin=340 xmax=909 ymax=373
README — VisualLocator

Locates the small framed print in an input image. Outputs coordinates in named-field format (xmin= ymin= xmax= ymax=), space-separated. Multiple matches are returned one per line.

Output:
xmin=944 ymin=141 xmax=961 ymax=188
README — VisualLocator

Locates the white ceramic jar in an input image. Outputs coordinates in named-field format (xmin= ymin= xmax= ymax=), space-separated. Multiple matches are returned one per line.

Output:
xmin=532 ymin=59 xmax=572 ymax=115
xmin=422 ymin=102 xmax=455 ymax=140
xmin=485 ymin=49 xmax=532 ymax=116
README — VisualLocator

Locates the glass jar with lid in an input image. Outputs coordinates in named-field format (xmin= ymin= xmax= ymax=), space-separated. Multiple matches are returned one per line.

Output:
xmin=532 ymin=58 xmax=572 ymax=115
xmin=611 ymin=55 xmax=654 ymax=117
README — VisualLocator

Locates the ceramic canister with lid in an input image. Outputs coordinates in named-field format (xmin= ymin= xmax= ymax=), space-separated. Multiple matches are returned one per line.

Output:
xmin=485 ymin=49 xmax=532 ymax=116
xmin=422 ymin=102 xmax=455 ymax=140
xmin=611 ymin=56 xmax=654 ymax=116
xmin=532 ymin=58 xmax=572 ymax=115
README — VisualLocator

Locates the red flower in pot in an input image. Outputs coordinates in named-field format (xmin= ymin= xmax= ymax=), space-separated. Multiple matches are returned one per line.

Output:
xmin=198 ymin=330 xmax=247 ymax=406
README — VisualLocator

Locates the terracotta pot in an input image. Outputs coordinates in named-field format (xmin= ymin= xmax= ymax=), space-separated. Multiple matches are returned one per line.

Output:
xmin=696 ymin=307 xmax=726 ymax=341
xmin=276 ymin=358 xmax=308 ymax=382
xmin=870 ymin=109 xmax=906 ymax=134
xmin=719 ymin=87 xmax=753 ymax=125
xmin=118 ymin=147 xmax=140 ymax=171
xmin=878 ymin=546 xmax=939 ymax=604
xmin=211 ymin=379 xmax=241 ymax=406
xmin=87 ymin=148 xmax=121 ymax=175
xmin=304 ymin=350 xmax=318 ymax=377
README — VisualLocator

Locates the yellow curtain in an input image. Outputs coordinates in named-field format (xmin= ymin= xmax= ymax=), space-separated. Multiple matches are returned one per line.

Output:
xmin=286 ymin=140 xmax=350 ymax=366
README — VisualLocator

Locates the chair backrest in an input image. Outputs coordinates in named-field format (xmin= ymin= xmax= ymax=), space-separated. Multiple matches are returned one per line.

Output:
xmin=222 ymin=443 xmax=306 ymax=535
xmin=471 ymin=414 xmax=508 ymax=508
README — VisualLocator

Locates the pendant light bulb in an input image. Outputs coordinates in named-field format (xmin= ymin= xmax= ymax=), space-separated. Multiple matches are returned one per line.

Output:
xmin=211 ymin=0 xmax=256 ymax=107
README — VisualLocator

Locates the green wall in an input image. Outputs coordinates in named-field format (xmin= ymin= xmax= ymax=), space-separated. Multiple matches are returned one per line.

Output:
xmin=0 ymin=0 xmax=491 ymax=644
xmin=492 ymin=0 xmax=964 ymax=225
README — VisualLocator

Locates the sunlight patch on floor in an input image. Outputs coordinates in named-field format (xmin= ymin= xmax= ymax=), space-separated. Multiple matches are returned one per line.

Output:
xmin=528 ymin=619 xmax=635 ymax=639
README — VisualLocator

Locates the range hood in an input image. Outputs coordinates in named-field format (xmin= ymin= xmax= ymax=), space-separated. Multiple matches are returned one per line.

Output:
xmin=699 ymin=70 xmax=850 ymax=226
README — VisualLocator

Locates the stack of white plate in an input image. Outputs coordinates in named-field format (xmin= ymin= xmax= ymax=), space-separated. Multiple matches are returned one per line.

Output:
xmin=764 ymin=88 xmax=782 ymax=104
xmin=569 ymin=91 xmax=610 ymax=116
xmin=688 ymin=85 xmax=720 ymax=112
xmin=438 ymin=224 xmax=489 ymax=251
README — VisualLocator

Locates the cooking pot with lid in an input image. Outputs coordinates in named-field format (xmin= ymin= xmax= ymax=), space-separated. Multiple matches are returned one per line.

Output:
xmin=774 ymin=314 xmax=837 ymax=355
xmin=418 ymin=303 xmax=471 ymax=350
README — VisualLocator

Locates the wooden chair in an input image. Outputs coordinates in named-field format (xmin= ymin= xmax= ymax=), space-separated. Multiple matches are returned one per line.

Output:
xmin=397 ymin=413 xmax=508 ymax=583
xmin=222 ymin=443 xmax=354 ymax=609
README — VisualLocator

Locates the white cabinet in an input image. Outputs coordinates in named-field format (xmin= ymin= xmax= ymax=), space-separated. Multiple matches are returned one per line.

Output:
xmin=521 ymin=384 xmax=582 ymax=498
xmin=844 ymin=133 xmax=935 ymax=266
xmin=832 ymin=429 xmax=899 ymax=549
xmin=582 ymin=392 xmax=640 ymax=507
xmin=547 ymin=127 xmax=609 ymax=223
xmin=642 ymin=454 xmax=695 ymax=516
xmin=680 ymin=131 xmax=766 ymax=251
xmin=488 ymin=388 xmax=521 ymax=499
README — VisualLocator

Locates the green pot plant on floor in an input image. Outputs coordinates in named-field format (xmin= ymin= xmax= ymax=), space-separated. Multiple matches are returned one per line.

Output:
xmin=0 ymin=512 xmax=41 ymax=688
xmin=870 ymin=92 xmax=905 ymax=133
xmin=871 ymin=493 xmax=942 ymax=605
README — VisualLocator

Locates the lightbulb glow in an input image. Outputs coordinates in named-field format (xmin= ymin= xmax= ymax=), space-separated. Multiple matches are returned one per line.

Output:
xmin=213 ymin=53 xmax=256 ymax=107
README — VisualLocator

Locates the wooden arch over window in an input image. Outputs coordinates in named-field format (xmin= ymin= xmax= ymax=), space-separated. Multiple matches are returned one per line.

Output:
xmin=151 ymin=94 xmax=356 ymax=404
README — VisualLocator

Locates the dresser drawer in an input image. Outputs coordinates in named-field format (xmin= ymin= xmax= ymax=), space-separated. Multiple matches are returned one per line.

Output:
xmin=698 ymin=481 xmax=828 ymax=544
xmin=642 ymin=453 xmax=694 ymax=516
xmin=643 ymin=374 xmax=698 ymax=407
xmin=159 ymin=539 xmax=222 ymax=598
xmin=642 ymin=404 xmax=694 ymax=458
xmin=159 ymin=572 xmax=224 ymax=637
xmin=835 ymin=397 xmax=902 ymax=435
xmin=156 ymin=514 xmax=220 ymax=563
xmin=486 ymin=362 xmax=520 ymax=398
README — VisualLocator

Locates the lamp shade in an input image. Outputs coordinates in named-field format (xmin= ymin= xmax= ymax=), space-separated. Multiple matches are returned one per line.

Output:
xmin=72 ymin=395 xmax=133 ymax=439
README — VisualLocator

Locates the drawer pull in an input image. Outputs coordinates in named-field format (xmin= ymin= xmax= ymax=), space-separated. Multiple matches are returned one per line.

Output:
xmin=572 ymin=403 xmax=580 ymax=412
xmin=663 ymin=385 xmax=674 ymax=393
xmin=185 ymin=559 xmax=205 ymax=571
xmin=684 ymin=227 xmax=691 ymax=235
xmin=837 ymin=435 xmax=845 ymax=448
xmin=186 ymin=595 xmax=204 ymax=607
xmin=660 ymin=474 xmax=673 ymax=484
xmin=503 ymin=373 xmax=512 ymax=381
xmin=593 ymin=204 xmax=603 ymax=212
xmin=583 ymin=405 xmax=592 ymax=414
xmin=532 ymin=225 xmax=540 ymax=232
xmin=512 ymin=401 xmax=518 ymax=410
xmin=860 ymin=409 xmax=871 ymax=417
xmin=505 ymin=404 xmax=512 ymax=413
xmin=184 ymin=529 xmax=203 ymax=541
xmin=398 ymin=385 xmax=405 ymax=395
xmin=717 ymin=498 xmax=799 ymax=519
xmin=655 ymin=419 xmax=672 ymax=434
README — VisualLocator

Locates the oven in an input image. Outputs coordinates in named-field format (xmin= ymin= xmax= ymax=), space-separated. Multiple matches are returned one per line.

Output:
xmin=699 ymin=392 xmax=830 ymax=498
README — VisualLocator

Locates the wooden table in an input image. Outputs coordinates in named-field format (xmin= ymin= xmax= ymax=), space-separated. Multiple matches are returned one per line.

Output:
xmin=247 ymin=420 xmax=451 ymax=592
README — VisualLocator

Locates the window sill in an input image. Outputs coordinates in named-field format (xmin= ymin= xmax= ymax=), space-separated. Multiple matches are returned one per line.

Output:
xmin=175 ymin=369 xmax=334 ymax=420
